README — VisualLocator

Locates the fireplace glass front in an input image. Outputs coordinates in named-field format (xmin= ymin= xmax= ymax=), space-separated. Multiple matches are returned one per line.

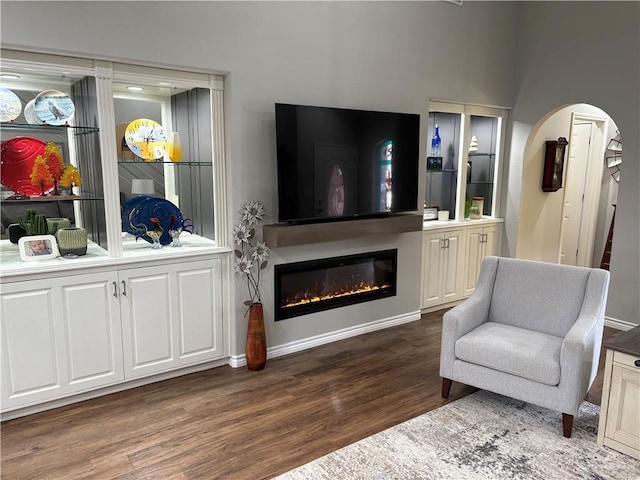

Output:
xmin=274 ymin=249 xmax=397 ymax=321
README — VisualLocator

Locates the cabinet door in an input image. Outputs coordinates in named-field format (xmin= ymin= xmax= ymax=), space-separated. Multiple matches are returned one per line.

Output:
xmin=441 ymin=229 xmax=464 ymax=303
xmin=1 ymin=281 xmax=66 ymax=409
xmin=606 ymin=363 xmax=640 ymax=455
xmin=1 ymin=272 xmax=122 ymax=410
xmin=120 ymin=265 xmax=176 ymax=379
xmin=464 ymin=224 xmax=502 ymax=296
xmin=422 ymin=232 xmax=444 ymax=308
xmin=120 ymin=260 xmax=224 ymax=379
xmin=464 ymin=226 xmax=484 ymax=296
xmin=60 ymin=273 xmax=124 ymax=391
xmin=175 ymin=258 xmax=223 ymax=364
xmin=482 ymin=224 xmax=501 ymax=258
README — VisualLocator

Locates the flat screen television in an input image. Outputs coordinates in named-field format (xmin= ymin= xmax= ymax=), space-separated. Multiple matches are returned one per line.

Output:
xmin=275 ymin=103 xmax=420 ymax=224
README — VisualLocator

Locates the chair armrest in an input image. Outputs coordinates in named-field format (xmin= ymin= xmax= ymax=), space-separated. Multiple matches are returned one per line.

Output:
xmin=559 ymin=269 xmax=609 ymax=412
xmin=440 ymin=257 xmax=498 ymax=378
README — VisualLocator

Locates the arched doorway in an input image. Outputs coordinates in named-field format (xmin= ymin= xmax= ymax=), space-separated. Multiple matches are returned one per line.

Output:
xmin=515 ymin=103 xmax=620 ymax=268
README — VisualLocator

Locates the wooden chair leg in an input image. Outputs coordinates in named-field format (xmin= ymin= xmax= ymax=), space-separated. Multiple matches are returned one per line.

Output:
xmin=441 ymin=378 xmax=452 ymax=399
xmin=562 ymin=413 xmax=573 ymax=438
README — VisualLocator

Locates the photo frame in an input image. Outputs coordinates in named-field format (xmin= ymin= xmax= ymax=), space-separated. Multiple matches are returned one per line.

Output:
xmin=424 ymin=207 xmax=439 ymax=221
xmin=18 ymin=234 xmax=59 ymax=261
xmin=427 ymin=156 xmax=443 ymax=171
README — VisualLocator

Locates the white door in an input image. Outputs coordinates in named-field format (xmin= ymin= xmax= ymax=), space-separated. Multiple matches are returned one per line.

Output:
xmin=560 ymin=114 xmax=606 ymax=267
xmin=561 ymin=122 xmax=592 ymax=265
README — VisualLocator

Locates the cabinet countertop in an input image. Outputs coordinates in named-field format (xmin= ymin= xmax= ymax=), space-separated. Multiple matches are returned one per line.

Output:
xmin=0 ymin=236 xmax=231 ymax=281
xmin=604 ymin=325 xmax=640 ymax=357
xmin=423 ymin=216 xmax=504 ymax=231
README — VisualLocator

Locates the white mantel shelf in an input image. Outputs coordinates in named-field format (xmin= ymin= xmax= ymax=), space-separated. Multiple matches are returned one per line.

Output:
xmin=263 ymin=213 xmax=423 ymax=248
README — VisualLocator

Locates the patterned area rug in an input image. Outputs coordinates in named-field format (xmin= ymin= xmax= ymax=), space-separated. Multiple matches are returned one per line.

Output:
xmin=275 ymin=390 xmax=640 ymax=480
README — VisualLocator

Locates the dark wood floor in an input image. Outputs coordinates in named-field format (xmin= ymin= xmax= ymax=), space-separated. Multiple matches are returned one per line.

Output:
xmin=0 ymin=311 xmax=617 ymax=480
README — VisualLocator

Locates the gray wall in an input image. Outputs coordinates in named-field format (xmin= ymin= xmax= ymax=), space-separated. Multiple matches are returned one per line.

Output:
xmin=2 ymin=2 xmax=637 ymax=355
xmin=503 ymin=1 xmax=639 ymax=326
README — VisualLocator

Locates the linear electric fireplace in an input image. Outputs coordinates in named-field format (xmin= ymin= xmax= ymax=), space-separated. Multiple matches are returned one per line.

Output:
xmin=274 ymin=249 xmax=397 ymax=321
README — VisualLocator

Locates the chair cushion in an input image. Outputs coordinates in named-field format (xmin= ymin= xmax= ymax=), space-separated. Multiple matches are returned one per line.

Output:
xmin=454 ymin=322 xmax=563 ymax=386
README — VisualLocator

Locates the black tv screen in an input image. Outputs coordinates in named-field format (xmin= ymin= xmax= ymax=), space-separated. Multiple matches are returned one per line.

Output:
xmin=275 ymin=103 xmax=420 ymax=224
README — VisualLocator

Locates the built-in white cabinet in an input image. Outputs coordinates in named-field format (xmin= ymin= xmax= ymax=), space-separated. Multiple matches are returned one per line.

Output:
xmin=1 ymin=272 xmax=123 ymax=410
xmin=421 ymin=219 xmax=503 ymax=310
xmin=0 ymin=49 xmax=230 ymax=420
xmin=463 ymin=223 xmax=501 ymax=296
xmin=1 ymin=257 xmax=224 ymax=414
xmin=421 ymin=228 xmax=465 ymax=308
xmin=120 ymin=259 xmax=223 ymax=379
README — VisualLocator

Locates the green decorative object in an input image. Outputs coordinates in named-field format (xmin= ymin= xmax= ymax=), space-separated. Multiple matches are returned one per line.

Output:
xmin=56 ymin=227 xmax=87 ymax=256
xmin=464 ymin=196 xmax=472 ymax=219
xmin=18 ymin=209 xmax=55 ymax=236
xmin=46 ymin=217 xmax=71 ymax=234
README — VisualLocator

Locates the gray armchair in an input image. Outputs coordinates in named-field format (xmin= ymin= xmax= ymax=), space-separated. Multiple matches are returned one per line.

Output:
xmin=440 ymin=256 xmax=610 ymax=437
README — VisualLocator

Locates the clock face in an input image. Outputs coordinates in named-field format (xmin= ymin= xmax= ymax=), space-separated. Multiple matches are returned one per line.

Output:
xmin=125 ymin=118 xmax=168 ymax=160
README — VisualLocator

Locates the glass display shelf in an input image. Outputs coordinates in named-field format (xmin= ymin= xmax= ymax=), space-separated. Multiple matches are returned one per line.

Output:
xmin=1 ymin=122 xmax=99 ymax=136
xmin=117 ymin=160 xmax=213 ymax=167
xmin=2 ymin=193 xmax=104 ymax=203
xmin=426 ymin=169 xmax=457 ymax=173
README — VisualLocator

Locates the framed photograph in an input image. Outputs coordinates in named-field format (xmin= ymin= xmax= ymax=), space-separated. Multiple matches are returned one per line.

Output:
xmin=423 ymin=207 xmax=439 ymax=221
xmin=18 ymin=235 xmax=59 ymax=261
xmin=427 ymin=156 xmax=443 ymax=171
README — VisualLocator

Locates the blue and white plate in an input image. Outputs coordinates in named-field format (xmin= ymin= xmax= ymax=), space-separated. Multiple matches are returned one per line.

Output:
xmin=121 ymin=195 xmax=154 ymax=234
xmin=127 ymin=197 xmax=184 ymax=245
xmin=34 ymin=90 xmax=75 ymax=125
xmin=0 ymin=88 xmax=22 ymax=123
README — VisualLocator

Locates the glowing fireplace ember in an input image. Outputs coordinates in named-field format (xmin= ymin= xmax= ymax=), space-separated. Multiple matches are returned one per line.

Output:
xmin=282 ymin=282 xmax=393 ymax=309
xmin=274 ymin=249 xmax=397 ymax=321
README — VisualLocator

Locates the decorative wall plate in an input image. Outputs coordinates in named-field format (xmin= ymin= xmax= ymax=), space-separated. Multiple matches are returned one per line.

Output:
xmin=130 ymin=197 xmax=184 ymax=245
xmin=0 ymin=88 xmax=22 ymax=122
xmin=121 ymin=194 xmax=154 ymax=233
xmin=0 ymin=136 xmax=51 ymax=196
xmin=34 ymin=90 xmax=75 ymax=125
xmin=23 ymin=99 xmax=40 ymax=124
xmin=124 ymin=118 xmax=168 ymax=161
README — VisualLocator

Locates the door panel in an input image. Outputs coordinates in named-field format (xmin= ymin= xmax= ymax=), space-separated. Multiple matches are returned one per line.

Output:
xmin=561 ymin=122 xmax=591 ymax=265
xmin=120 ymin=269 xmax=174 ymax=378
xmin=1 ymin=284 xmax=64 ymax=407
xmin=61 ymin=274 xmax=123 ymax=387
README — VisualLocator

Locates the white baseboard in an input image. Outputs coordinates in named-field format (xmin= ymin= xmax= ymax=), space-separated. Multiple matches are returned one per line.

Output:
xmin=229 ymin=310 xmax=422 ymax=368
xmin=604 ymin=316 xmax=638 ymax=331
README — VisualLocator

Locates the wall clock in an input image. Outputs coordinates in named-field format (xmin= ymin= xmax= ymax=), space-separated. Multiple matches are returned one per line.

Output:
xmin=124 ymin=118 xmax=168 ymax=161
xmin=541 ymin=137 xmax=568 ymax=192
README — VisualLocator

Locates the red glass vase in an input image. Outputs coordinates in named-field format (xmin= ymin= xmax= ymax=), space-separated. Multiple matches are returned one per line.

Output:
xmin=246 ymin=303 xmax=266 ymax=371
